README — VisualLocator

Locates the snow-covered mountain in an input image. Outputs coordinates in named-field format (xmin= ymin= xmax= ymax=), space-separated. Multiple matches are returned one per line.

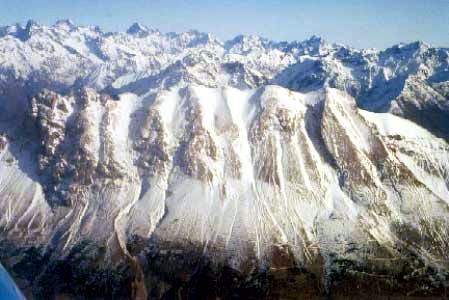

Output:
xmin=0 ymin=20 xmax=448 ymax=299
xmin=0 ymin=20 xmax=448 ymax=135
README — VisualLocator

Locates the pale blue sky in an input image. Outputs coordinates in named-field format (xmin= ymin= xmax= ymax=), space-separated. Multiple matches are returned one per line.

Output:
xmin=0 ymin=0 xmax=447 ymax=49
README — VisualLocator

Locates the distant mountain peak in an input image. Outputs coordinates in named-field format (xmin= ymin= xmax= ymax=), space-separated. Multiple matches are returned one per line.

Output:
xmin=55 ymin=19 xmax=76 ymax=31
xmin=303 ymin=35 xmax=331 ymax=47
xmin=10 ymin=19 xmax=41 ymax=41
xmin=403 ymin=41 xmax=430 ymax=52
xmin=308 ymin=34 xmax=324 ymax=43
xmin=25 ymin=19 xmax=39 ymax=29
xmin=126 ymin=22 xmax=149 ymax=36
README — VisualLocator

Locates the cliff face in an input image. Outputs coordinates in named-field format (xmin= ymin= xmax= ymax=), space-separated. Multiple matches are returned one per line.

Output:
xmin=0 ymin=21 xmax=449 ymax=299
xmin=1 ymin=85 xmax=449 ymax=298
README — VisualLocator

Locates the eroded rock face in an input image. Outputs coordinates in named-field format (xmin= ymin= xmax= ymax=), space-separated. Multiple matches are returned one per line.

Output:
xmin=31 ymin=89 xmax=133 ymax=206
xmin=1 ymin=84 xmax=449 ymax=299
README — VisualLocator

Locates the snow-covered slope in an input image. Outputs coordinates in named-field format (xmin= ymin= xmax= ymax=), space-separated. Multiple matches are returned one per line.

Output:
xmin=0 ymin=20 xmax=448 ymax=299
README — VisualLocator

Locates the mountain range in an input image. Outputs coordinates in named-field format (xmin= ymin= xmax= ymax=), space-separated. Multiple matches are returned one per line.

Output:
xmin=0 ymin=20 xmax=448 ymax=299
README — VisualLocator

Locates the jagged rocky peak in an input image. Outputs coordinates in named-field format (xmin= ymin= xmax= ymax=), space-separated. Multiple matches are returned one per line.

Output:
xmin=0 ymin=23 xmax=21 ymax=37
xmin=0 ymin=19 xmax=40 ymax=41
xmin=172 ymin=29 xmax=220 ymax=49
xmin=301 ymin=34 xmax=333 ymax=54
xmin=24 ymin=19 xmax=39 ymax=32
xmin=224 ymin=34 xmax=270 ymax=53
xmin=18 ymin=19 xmax=40 ymax=40
xmin=126 ymin=22 xmax=150 ymax=36
xmin=394 ymin=40 xmax=431 ymax=54
xmin=54 ymin=19 xmax=76 ymax=31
